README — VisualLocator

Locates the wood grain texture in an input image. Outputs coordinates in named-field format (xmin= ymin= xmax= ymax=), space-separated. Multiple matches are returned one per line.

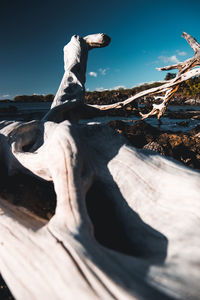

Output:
xmin=1 ymin=32 xmax=200 ymax=300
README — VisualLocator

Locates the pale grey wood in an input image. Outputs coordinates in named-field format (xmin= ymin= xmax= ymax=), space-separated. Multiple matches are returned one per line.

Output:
xmin=1 ymin=121 xmax=200 ymax=300
xmin=43 ymin=33 xmax=110 ymax=123
xmin=0 ymin=32 xmax=200 ymax=300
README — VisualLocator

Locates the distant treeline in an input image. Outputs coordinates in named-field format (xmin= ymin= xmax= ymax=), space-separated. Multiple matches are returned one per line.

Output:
xmin=13 ymin=94 xmax=54 ymax=102
xmin=179 ymin=76 xmax=200 ymax=98
xmin=85 ymin=81 xmax=164 ymax=106
xmin=85 ymin=74 xmax=200 ymax=106
xmin=159 ymin=72 xmax=200 ymax=98
xmin=1 ymin=74 xmax=200 ymax=104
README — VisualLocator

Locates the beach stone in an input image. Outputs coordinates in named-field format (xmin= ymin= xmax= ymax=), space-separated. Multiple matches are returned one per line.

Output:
xmin=176 ymin=120 xmax=189 ymax=127
xmin=108 ymin=119 xmax=200 ymax=170
xmin=143 ymin=142 xmax=165 ymax=155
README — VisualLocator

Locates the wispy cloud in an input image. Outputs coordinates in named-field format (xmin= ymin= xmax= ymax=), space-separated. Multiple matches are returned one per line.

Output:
xmin=33 ymin=93 xmax=46 ymax=96
xmin=95 ymin=85 xmax=126 ymax=92
xmin=99 ymin=68 xmax=109 ymax=75
xmin=158 ymin=55 xmax=180 ymax=64
xmin=95 ymin=87 xmax=108 ymax=92
xmin=132 ymin=82 xmax=152 ymax=88
xmin=132 ymin=81 xmax=165 ymax=88
xmin=176 ymin=50 xmax=187 ymax=56
xmin=112 ymin=85 xmax=126 ymax=90
xmin=88 ymin=71 xmax=97 ymax=77
xmin=0 ymin=94 xmax=10 ymax=99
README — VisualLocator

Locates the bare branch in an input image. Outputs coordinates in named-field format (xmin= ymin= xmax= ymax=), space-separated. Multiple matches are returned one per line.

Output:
xmin=182 ymin=31 xmax=200 ymax=53
xmin=89 ymin=32 xmax=200 ymax=121
xmin=156 ymin=63 xmax=182 ymax=71
xmin=89 ymin=67 xmax=200 ymax=111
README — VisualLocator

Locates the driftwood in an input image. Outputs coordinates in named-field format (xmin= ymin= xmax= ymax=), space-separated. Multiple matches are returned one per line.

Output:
xmin=0 ymin=33 xmax=200 ymax=300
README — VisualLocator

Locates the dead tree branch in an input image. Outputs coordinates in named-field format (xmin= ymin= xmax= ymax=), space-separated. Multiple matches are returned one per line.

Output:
xmin=89 ymin=32 xmax=200 ymax=121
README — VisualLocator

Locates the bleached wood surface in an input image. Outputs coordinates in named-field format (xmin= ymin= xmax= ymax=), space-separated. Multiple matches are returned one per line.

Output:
xmin=0 ymin=32 xmax=200 ymax=300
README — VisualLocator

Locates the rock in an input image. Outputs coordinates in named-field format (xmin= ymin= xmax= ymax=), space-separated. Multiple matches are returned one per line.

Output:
xmin=185 ymin=99 xmax=197 ymax=105
xmin=192 ymin=115 xmax=200 ymax=120
xmin=176 ymin=121 xmax=189 ymax=127
xmin=108 ymin=120 xmax=200 ymax=170
xmin=108 ymin=120 xmax=160 ymax=148
xmin=143 ymin=142 xmax=165 ymax=155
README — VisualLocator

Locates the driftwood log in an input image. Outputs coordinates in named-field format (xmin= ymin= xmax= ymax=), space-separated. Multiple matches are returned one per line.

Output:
xmin=0 ymin=33 xmax=200 ymax=300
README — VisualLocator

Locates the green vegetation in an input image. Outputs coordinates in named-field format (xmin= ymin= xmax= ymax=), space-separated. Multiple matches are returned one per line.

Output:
xmin=85 ymin=75 xmax=200 ymax=106
xmin=164 ymin=72 xmax=200 ymax=99
xmin=179 ymin=76 xmax=200 ymax=98
xmin=164 ymin=73 xmax=176 ymax=80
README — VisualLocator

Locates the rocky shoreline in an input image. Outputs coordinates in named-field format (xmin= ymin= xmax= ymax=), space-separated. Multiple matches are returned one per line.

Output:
xmin=108 ymin=120 xmax=200 ymax=170
xmin=1 ymin=102 xmax=200 ymax=122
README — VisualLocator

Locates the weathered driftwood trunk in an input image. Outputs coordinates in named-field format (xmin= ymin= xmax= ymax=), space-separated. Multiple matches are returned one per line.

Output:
xmin=0 ymin=33 xmax=200 ymax=300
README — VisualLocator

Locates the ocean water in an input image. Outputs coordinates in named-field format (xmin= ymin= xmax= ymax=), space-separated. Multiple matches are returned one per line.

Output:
xmin=0 ymin=101 xmax=51 ymax=112
xmin=80 ymin=115 xmax=200 ymax=132
xmin=0 ymin=102 xmax=199 ymax=132
xmin=80 ymin=105 xmax=200 ymax=132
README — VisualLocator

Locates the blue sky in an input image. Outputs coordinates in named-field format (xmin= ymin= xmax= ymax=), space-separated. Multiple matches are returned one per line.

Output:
xmin=0 ymin=0 xmax=200 ymax=99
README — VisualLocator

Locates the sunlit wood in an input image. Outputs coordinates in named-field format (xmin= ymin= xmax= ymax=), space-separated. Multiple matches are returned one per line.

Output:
xmin=0 ymin=32 xmax=200 ymax=300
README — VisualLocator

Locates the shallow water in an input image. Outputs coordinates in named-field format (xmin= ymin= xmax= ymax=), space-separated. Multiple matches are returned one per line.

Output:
xmin=80 ymin=104 xmax=200 ymax=132
xmin=80 ymin=115 xmax=200 ymax=132
xmin=0 ymin=101 xmax=51 ymax=111
xmin=0 ymin=102 xmax=200 ymax=132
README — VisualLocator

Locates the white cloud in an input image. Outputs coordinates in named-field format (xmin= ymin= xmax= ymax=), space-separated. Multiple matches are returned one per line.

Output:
xmin=158 ymin=55 xmax=180 ymax=64
xmin=95 ymin=87 xmax=107 ymax=92
xmin=33 ymin=93 xmax=46 ymax=96
xmin=132 ymin=82 xmax=151 ymax=88
xmin=177 ymin=50 xmax=187 ymax=56
xmin=88 ymin=71 xmax=97 ymax=77
xmin=0 ymin=94 xmax=10 ymax=99
xmin=112 ymin=85 xmax=126 ymax=90
xmin=95 ymin=85 xmax=126 ymax=92
xmin=132 ymin=81 xmax=166 ymax=88
xmin=99 ymin=68 xmax=109 ymax=75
